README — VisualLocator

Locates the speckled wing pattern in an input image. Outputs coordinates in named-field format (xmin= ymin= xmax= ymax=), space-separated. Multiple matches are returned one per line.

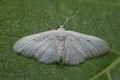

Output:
xmin=13 ymin=30 xmax=60 ymax=64
xmin=63 ymin=31 xmax=108 ymax=65
xmin=13 ymin=28 xmax=109 ymax=65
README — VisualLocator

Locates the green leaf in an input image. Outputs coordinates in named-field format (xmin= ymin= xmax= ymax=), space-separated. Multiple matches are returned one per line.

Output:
xmin=0 ymin=0 xmax=120 ymax=80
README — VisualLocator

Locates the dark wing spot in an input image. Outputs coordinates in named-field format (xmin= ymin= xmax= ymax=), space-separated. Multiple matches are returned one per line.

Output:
xmin=87 ymin=40 xmax=90 ymax=41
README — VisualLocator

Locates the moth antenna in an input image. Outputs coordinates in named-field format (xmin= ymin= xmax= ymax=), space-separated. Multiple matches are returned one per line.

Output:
xmin=61 ymin=11 xmax=80 ymax=28
xmin=56 ymin=20 xmax=61 ymax=27
xmin=61 ymin=18 xmax=69 ymax=28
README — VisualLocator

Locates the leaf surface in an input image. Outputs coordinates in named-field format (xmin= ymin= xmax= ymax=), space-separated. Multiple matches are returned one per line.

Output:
xmin=0 ymin=0 xmax=120 ymax=80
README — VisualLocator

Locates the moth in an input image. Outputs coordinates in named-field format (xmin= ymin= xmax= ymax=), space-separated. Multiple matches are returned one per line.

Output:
xmin=13 ymin=26 xmax=109 ymax=65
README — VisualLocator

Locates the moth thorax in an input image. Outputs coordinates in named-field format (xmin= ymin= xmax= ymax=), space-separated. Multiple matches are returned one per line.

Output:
xmin=57 ymin=28 xmax=66 ymax=40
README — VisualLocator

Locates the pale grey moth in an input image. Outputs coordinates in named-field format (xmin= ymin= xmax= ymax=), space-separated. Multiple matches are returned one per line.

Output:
xmin=13 ymin=26 xmax=109 ymax=65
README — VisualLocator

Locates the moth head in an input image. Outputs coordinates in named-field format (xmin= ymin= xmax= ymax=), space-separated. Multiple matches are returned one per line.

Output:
xmin=60 ymin=25 xmax=64 ymax=28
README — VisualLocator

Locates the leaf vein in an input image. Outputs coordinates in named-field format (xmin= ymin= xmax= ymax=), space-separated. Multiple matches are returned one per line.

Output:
xmin=90 ymin=56 xmax=120 ymax=80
